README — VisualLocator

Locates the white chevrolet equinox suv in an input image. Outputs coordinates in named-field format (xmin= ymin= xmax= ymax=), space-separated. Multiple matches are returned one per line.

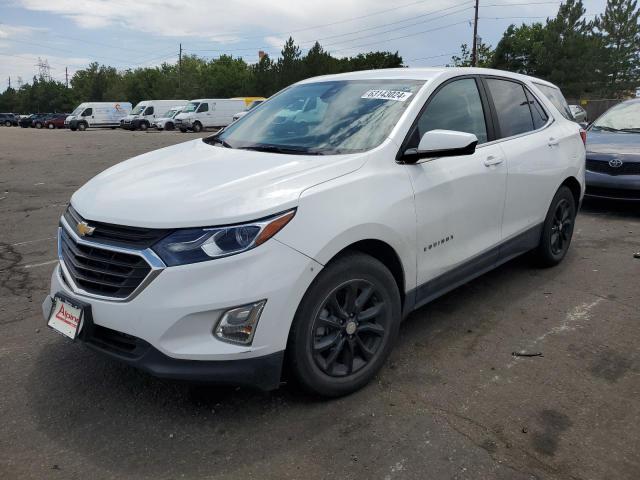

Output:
xmin=44 ymin=68 xmax=586 ymax=397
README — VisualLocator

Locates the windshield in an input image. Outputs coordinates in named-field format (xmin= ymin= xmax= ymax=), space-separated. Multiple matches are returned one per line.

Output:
xmin=131 ymin=104 xmax=146 ymax=115
xmin=183 ymin=102 xmax=200 ymax=113
xmin=213 ymin=80 xmax=424 ymax=154
xmin=70 ymin=107 xmax=83 ymax=116
xmin=592 ymin=102 xmax=640 ymax=132
xmin=163 ymin=108 xmax=178 ymax=118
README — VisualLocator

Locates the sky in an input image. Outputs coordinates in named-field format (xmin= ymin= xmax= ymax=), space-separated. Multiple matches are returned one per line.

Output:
xmin=0 ymin=0 xmax=608 ymax=92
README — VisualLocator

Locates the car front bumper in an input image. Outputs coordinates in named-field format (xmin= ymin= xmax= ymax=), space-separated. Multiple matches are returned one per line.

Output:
xmin=43 ymin=234 xmax=322 ymax=389
xmin=585 ymin=170 xmax=640 ymax=200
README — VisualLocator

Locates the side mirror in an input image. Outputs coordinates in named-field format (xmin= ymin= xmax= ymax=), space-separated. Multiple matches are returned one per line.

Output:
xmin=578 ymin=121 xmax=589 ymax=129
xmin=403 ymin=130 xmax=478 ymax=163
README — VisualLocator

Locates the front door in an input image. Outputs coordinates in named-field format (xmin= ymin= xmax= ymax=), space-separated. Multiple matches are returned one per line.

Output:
xmin=403 ymin=77 xmax=507 ymax=306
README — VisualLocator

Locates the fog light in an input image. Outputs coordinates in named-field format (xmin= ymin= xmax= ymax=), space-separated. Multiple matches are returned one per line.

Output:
xmin=214 ymin=300 xmax=266 ymax=345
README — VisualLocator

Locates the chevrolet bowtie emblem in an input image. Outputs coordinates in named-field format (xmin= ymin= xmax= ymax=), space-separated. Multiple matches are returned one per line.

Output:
xmin=76 ymin=221 xmax=95 ymax=236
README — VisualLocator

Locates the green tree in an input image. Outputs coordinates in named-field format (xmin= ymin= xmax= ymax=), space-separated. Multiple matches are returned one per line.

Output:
xmin=594 ymin=0 xmax=640 ymax=95
xmin=450 ymin=42 xmax=494 ymax=67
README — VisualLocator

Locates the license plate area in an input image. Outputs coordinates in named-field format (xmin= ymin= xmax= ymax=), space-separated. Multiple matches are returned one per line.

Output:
xmin=47 ymin=293 xmax=90 ymax=340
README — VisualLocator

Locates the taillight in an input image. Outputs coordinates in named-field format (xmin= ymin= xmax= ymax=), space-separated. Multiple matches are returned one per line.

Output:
xmin=579 ymin=129 xmax=587 ymax=146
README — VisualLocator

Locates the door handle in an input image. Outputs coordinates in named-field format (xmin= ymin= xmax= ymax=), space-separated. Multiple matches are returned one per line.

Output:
xmin=548 ymin=137 xmax=559 ymax=147
xmin=483 ymin=155 xmax=504 ymax=167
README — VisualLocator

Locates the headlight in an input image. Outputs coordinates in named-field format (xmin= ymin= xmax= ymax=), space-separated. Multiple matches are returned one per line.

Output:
xmin=152 ymin=209 xmax=295 ymax=266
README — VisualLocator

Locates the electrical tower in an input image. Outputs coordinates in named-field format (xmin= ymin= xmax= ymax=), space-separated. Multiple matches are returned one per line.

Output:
xmin=35 ymin=57 xmax=52 ymax=80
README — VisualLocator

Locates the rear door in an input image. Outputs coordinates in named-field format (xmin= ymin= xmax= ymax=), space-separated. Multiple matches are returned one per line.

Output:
xmin=482 ymin=77 xmax=566 ymax=247
xmin=403 ymin=76 xmax=508 ymax=305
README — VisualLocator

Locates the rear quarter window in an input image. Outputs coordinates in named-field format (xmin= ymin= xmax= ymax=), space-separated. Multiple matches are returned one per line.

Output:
xmin=534 ymin=83 xmax=573 ymax=120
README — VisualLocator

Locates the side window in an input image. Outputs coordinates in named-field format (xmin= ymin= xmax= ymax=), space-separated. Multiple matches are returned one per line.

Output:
xmin=486 ymin=79 xmax=534 ymax=138
xmin=197 ymin=103 xmax=208 ymax=113
xmin=82 ymin=108 xmax=92 ymax=117
xmin=414 ymin=78 xmax=488 ymax=145
xmin=535 ymin=83 xmax=572 ymax=120
xmin=525 ymin=89 xmax=548 ymax=129
xmin=144 ymin=106 xmax=154 ymax=115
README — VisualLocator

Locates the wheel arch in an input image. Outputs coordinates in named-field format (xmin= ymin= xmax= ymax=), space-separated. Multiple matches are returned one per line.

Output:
xmin=560 ymin=176 xmax=582 ymax=208
xmin=326 ymin=238 xmax=406 ymax=310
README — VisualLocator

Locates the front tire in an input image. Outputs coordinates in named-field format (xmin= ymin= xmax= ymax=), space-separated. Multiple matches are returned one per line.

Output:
xmin=165 ymin=122 xmax=174 ymax=131
xmin=535 ymin=186 xmax=576 ymax=267
xmin=4 ymin=120 xmax=11 ymax=127
xmin=288 ymin=252 xmax=401 ymax=397
xmin=139 ymin=121 xmax=148 ymax=131
xmin=48 ymin=123 xmax=55 ymax=129
xmin=78 ymin=122 xmax=87 ymax=131
xmin=192 ymin=122 xmax=203 ymax=133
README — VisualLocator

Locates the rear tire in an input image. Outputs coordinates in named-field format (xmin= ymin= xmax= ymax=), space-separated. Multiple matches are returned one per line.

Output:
xmin=35 ymin=122 xmax=42 ymax=129
xmin=4 ymin=120 xmax=11 ymax=127
xmin=534 ymin=186 xmax=576 ymax=267
xmin=179 ymin=128 xmax=188 ymax=133
xmin=287 ymin=252 xmax=401 ymax=397
xmin=48 ymin=123 xmax=55 ymax=129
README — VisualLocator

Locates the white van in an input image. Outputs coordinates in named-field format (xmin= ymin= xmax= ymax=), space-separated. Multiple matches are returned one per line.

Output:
xmin=66 ymin=102 xmax=132 ymax=131
xmin=121 ymin=100 xmax=188 ymax=131
xmin=174 ymin=99 xmax=246 ymax=132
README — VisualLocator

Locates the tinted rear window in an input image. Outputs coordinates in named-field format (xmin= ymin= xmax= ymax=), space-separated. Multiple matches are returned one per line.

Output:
xmin=486 ymin=79 xmax=534 ymax=138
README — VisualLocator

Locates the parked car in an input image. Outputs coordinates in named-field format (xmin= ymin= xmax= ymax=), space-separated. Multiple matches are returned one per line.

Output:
xmin=121 ymin=100 xmax=188 ymax=130
xmin=232 ymin=99 xmax=265 ymax=122
xmin=43 ymin=113 xmax=70 ymax=129
xmin=584 ymin=98 xmax=640 ymax=201
xmin=175 ymin=99 xmax=247 ymax=132
xmin=33 ymin=114 xmax=58 ymax=129
xmin=19 ymin=113 xmax=47 ymax=128
xmin=44 ymin=68 xmax=585 ymax=397
xmin=0 ymin=113 xmax=19 ymax=126
xmin=153 ymin=106 xmax=185 ymax=130
xmin=569 ymin=104 xmax=588 ymax=123
xmin=66 ymin=102 xmax=132 ymax=131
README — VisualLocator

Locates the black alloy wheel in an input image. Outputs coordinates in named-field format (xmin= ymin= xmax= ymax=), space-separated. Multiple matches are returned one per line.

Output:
xmin=550 ymin=198 xmax=573 ymax=256
xmin=535 ymin=185 xmax=576 ymax=266
xmin=288 ymin=252 xmax=401 ymax=397
xmin=312 ymin=279 xmax=387 ymax=377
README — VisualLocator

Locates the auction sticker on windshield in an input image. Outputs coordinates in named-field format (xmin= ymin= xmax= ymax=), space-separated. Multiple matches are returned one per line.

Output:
xmin=361 ymin=90 xmax=413 ymax=101
xmin=47 ymin=295 xmax=83 ymax=339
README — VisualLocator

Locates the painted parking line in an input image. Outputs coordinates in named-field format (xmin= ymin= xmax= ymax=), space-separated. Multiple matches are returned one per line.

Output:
xmin=22 ymin=260 xmax=58 ymax=269
xmin=11 ymin=236 xmax=56 ymax=247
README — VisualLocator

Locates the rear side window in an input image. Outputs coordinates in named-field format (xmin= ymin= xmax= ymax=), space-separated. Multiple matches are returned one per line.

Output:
xmin=486 ymin=79 xmax=534 ymax=138
xmin=197 ymin=103 xmax=208 ymax=113
xmin=414 ymin=78 xmax=488 ymax=145
xmin=534 ymin=83 xmax=572 ymax=120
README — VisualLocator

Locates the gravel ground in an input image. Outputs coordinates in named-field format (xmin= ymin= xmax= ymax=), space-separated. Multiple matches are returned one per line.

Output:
xmin=1 ymin=127 xmax=639 ymax=480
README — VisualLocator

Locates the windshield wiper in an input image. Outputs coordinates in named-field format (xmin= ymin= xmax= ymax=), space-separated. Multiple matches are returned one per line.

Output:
xmin=618 ymin=128 xmax=640 ymax=133
xmin=205 ymin=136 xmax=233 ymax=148
xmin=238 ymin=144 xmax=324 ymax=155
xmin=592 ymin=125 xmax=621 ymax=132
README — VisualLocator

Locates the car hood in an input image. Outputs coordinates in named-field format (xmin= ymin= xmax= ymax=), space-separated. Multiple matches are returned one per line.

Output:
xmin=586 ymin=130 xmax=640 ymax=161
xmin=71 ymin=139 xmax=368 ymax=228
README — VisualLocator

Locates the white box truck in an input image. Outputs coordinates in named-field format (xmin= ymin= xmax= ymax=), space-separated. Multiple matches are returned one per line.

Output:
xmin=66 ymin=102 xmax=132 ymax=131
xmin=174 ymin=99 xmax=246 ymax=132
xmin=121 ymin=100 xmax=188 ymax=131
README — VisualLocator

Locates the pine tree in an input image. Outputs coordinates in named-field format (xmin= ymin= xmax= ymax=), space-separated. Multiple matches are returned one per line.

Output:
xmin=594 ymin=0 xmax=640 ymax=96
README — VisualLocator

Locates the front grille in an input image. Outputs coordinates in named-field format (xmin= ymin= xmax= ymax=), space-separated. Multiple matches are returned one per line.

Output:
xmin=586 ymin=186 xmax=640 ymax=200
xmin=60 ymin=228 xmax=152 ymax=298
xmin=64 ymin=206 xmax=169 ymax=248
xmin=586 ymin=159 xmax=640 ymax=176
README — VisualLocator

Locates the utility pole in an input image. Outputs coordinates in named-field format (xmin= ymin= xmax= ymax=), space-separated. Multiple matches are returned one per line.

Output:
xmin=7 ymin=76 xmax=10 ymax=89
xmin=65 ymin=66 xmax=68 ymax=88
xmin=178 ymin=43 xmax=182 ymax=91
xmin=471 ymin=0 xmax=479 ymax=67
